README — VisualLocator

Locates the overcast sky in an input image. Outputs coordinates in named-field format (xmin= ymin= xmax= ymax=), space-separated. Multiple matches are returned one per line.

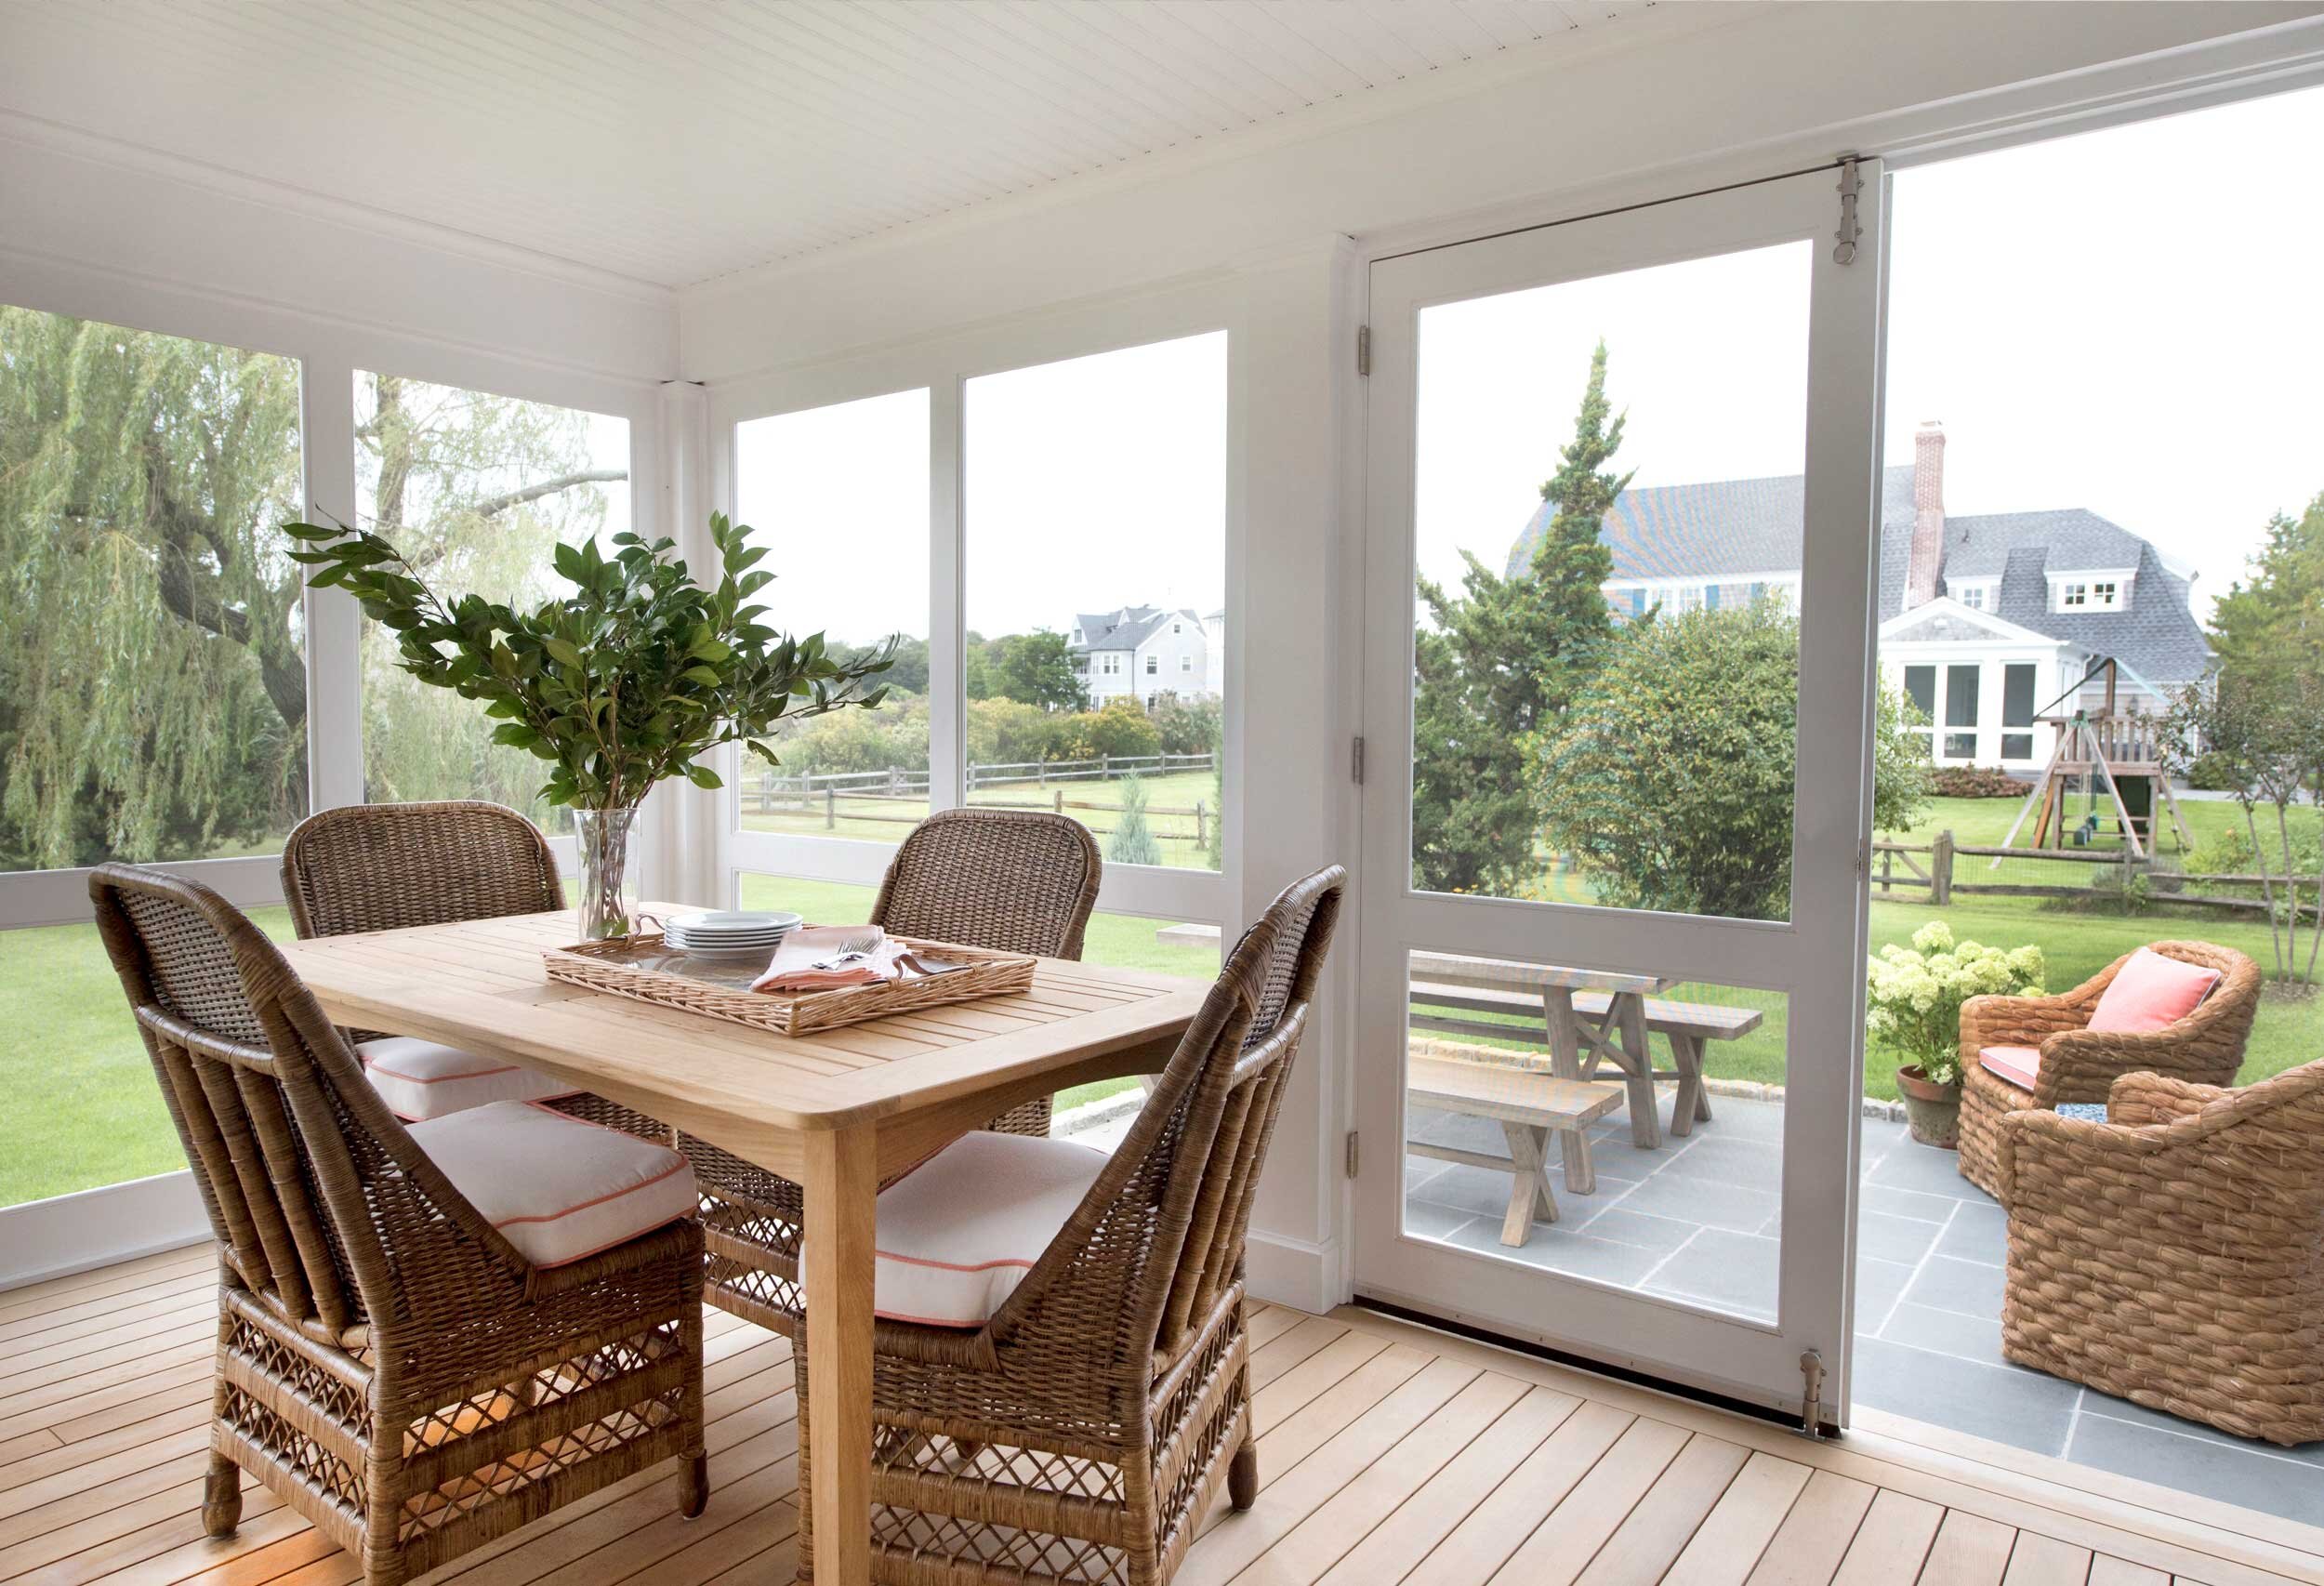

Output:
xmin=725 ymin=83 xmax=2320 ymax=647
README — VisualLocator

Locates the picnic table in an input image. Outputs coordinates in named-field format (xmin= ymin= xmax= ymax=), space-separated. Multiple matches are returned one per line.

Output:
xmin=1406 ymin=954 xmax=1764 ymax=1222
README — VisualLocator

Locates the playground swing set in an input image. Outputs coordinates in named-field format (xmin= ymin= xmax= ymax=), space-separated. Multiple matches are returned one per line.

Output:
xmin=1993 ymin=655 xmax=2193 ymax=865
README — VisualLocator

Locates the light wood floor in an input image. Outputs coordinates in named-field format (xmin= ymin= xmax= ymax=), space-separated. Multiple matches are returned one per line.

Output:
xmin=4 ymin=1248 xmax=2320 ymax=1586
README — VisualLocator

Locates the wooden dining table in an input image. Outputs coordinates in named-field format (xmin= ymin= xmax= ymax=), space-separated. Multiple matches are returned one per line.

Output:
xmin=276 ymin=904 xmax=1211 ymax=1585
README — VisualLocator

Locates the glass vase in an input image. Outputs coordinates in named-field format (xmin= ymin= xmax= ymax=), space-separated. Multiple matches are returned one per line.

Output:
xmin=574 ymin=805 xmax=641 ymax=942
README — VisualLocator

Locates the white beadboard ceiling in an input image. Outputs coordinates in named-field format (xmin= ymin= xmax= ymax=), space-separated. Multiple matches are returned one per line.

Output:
xmin=0 ymin=0 xmax=1656 ymax=291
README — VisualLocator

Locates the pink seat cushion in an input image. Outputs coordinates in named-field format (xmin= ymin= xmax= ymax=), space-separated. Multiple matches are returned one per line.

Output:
xmin=409 ymin=1101 xmax=696 ymax=1268
xmin=358 ymin=1036 xmax=582 ymax=1122
xmin=1978 ymin=1045 xmax=2042 ymax=1092
xmin=863 ymin=1131 xmax=1108 ymax=1328
xmin=2087 ymin=948 xmax=2221 ymax=1034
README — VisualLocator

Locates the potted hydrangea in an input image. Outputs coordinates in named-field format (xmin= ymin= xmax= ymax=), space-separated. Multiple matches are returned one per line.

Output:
xmin=1865 ymin=920 xmax=2044 ymax=1147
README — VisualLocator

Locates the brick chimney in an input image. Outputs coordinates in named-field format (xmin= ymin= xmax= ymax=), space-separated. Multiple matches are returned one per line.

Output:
xmin=1906 ymin=420 xmax=1947 ymax=609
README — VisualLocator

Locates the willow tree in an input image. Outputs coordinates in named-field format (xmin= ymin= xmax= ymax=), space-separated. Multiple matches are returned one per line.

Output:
xmin=0 ymin=305 xmax=626 ymax=869
xmin=0 ymin=308 xmax=305 ymax=869
xmin=353 ymin=372 xmax=624 ymax=825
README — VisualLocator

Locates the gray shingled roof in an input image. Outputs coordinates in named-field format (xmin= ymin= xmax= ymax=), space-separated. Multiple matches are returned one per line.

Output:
xmin=1503 ymin=463 xmax=2211 ymax=685
xmin=1069 ymin=605 xmax=1201 ymax=654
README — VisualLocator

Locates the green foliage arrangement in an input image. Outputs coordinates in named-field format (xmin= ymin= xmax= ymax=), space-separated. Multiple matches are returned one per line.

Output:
xmin=282 ymin=511 xmax=894 ymax=812
xmin=1107 ymin=774 xmax=1163 ymax=866
xmin=1530 ymin=600 xmax=1933 ymax=921
xmin=1412 ymin=339 xmax=1624 ymax=894
xmin=1864 ymin=919 xmax=2045 ymax=1086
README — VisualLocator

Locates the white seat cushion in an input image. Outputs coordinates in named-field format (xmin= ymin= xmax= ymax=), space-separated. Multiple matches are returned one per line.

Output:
xmin=409 ymin=1101 xmax=697 ymax=1268
xmin=868 ymin=1131 xmax=1108 ymax=1328
xmin=358 ymin=1036 xmax=581 ymax=1122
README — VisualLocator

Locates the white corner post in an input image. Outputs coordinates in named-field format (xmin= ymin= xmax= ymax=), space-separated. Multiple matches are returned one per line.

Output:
xmin=651 ymin=377 xmax=722 ymax=909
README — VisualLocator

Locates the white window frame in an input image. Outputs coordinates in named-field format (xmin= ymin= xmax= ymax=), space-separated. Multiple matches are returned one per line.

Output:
xmin=0 ymin=263 xmax=665 ymax=1252
xmin=2050 ymin=567 xmax=2133 ymax=613
xmin=706 ymin=284 xmax=1241 ymax=928
xmin=1951 ymin=579 xmax=1996 ymax=611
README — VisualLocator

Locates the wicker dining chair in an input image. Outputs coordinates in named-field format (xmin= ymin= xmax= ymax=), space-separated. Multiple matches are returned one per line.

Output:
xmin=1996 ymin=1057 xmax=2324 ymax=1447
xmin=281 ymin=800 xmax=662 ymax=1136
xmin=1955 ymin=940 xmax=2259 ymax=1198
xmin=683 ymin=808 xmax=1103 ymax=1337
xmin=89 ymin=864 xmax=707 ymax=1586
xmin=791 ymin=864 xmax=1344 ymax=1586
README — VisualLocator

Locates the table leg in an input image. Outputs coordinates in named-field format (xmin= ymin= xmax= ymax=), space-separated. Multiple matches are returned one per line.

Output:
xmin=802 ymin=1126 xmax=878 ymax=1585
xmin=1541 ymin=989 xmax=1590 ymax=1185
xmin=1668 ymin=1031 xmax=1710 ymax=1137
xmin=1499 ymin=1121 xmax=1557 ymax=1245
xmin=1616 ymin=993 xmax=1661 ymax=1149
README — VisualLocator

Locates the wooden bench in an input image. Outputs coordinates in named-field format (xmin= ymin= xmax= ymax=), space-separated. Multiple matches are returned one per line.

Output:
xmin=1408 ymin=981 xmax=1763 ymax=1139
xmin=1406 ymin=1058 xmax=1628 ymax=1246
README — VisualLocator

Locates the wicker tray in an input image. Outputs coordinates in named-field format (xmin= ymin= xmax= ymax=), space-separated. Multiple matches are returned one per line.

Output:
xmin=543 ymin=932 xmax=1036 ymax=1037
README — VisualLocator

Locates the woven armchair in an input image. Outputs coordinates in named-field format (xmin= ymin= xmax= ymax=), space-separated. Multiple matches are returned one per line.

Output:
xmin=89 ymin=864 xmax=706 ymax=1586
xmin=1997 ymin=1059 xmax=2324 ymax=1447
xmin=793 ymin=864 xmax=1343 ymax=1586
xmin=281 ymin=800 xmax=662 ymax=1136
xmin=1956 ymin=940 xmax=2259 ymax=1197
xmin=684 ymin=808 xmax=1102 ymax=1339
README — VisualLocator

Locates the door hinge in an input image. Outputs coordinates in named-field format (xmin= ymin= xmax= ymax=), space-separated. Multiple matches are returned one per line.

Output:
xmin=1344 ymin=1130 xmax=1360 ymax=1179
xmin=1351 ymin=735 xmax=1367 ymax=785
xmin=1797 ymin=1349 xmax=1828 ymax=1439
xmin=1833 ymin=155 xmax=1862 ymax=267
xmin=1355 ymin=324 xmax=1371 ymax=377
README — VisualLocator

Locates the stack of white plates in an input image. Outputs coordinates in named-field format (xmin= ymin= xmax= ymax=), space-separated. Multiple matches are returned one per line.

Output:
xmin=662 ymin=910 xmax=802 ymax=959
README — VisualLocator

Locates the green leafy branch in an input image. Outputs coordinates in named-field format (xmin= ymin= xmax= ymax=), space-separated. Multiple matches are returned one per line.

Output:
xmin=283 ymin=511 xmax=892 ymax=810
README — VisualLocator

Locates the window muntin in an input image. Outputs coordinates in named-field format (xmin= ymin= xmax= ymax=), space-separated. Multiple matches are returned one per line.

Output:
xmin=1958 ymin=583 xmax=1987 ymax=610
xmin=355 ymin=371 xmax=628 ymax=833
xmin=733 ymin=389 xmax=931 ymax=843
xmin=965 ymin=332 xmax=1226 ymax=872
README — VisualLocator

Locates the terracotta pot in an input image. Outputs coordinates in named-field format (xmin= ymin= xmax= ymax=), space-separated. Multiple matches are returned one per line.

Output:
xmin=1895 ymin=1064 xmax=1961 ymax=1149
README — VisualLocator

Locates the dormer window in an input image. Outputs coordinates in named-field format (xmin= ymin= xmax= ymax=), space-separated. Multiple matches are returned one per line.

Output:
xmin=2050 ymin=570 xmax=2132 ymax=613
xmin=1958 ymin=585 xmax=1987 ymax=611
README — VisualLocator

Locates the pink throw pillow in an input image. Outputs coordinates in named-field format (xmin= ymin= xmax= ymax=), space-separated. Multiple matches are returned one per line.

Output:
xmin=1977 ymin=1046 xmax=2041 ymax=1092
xmin=2086 ymin=948 xmax=2220 ymax=1034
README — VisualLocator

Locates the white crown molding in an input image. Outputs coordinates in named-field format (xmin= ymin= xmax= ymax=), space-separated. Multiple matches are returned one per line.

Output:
xmin=0 ymin=107 xmax=675 ymax=307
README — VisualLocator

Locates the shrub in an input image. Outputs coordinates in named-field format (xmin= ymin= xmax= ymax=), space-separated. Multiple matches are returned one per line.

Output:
xmin=1864 ymin=920 xmax=2045 ymax=1086
xmin=2184 ymin=750 xmax=2243 ymax=792
xmin=1929 ymin=764 xmax=2027 ymax=799
xmin=1107 ymin=774 xmax=1162 ymax=866
xmin=1078 ymin=696 xmax=1164 ymax=760
xmin=1144 ymin=692 xmax=1222 ymax=759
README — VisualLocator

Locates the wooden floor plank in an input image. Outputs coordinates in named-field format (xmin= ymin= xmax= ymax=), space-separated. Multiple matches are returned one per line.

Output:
xmin=1662 ymin=1449 xmax=1816 ymax=1586
xmin=1485 ymin=1416 xmax=1691 ymax=1586
xmin=1746 ymin=1469 xmax=1880 ymax=1586
xmin=1402 ymin=1399 xmax=1635 ymax=1586
xmin=2087 ymin=1561 xmax=2171 ymax=1586
xmin=1833 ymin=1490 xmax=1948 ymax=1586
xmin=1576 ymin=1434 xmax=1754 ymax=1586
xmin=0 ymin=1253 xmax=2305 ymax=1586
xmin=1314 ymin=1385 xmax=1580 ymax=1586
xmin=1176 ymin=1358 xmax=1481 ymax=1583
xmin=1223 ymin=1369 xmax=1530 ymax=1586
xmin=1920 ymin=1513 xmax=2023 ymax=1586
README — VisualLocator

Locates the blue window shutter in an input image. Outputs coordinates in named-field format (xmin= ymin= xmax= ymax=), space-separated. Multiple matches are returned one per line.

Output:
xmin=1705 ymin=584 xmax=1720 ymax=612
xmin=1631 ymin=588 xmax=1645 ymax=616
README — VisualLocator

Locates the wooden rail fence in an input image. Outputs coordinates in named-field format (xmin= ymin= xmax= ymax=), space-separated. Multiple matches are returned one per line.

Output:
xmin=1873 ymin=829 xmax=2319 ymax=919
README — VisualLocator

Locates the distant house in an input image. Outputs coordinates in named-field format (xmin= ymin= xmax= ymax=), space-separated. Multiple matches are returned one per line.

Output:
xmin=1503 ymin=422 xmax=2212 ymax=772
xmin=1067 ymin=604 xmax=1221 ymax=707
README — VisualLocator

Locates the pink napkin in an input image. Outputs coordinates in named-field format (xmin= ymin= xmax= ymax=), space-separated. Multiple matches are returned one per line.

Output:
xmin=751 ymin=926 xmax=909 ymax=994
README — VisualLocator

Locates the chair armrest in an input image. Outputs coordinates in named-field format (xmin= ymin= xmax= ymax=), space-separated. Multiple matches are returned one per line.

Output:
xmin=1992 ymin=1104 xmax=2159 ymax=1207
xmin=1959 ymin=989 xmax=2094 ymax=1056
xmin=2106 ymin=1071 xmax=2227 ymax=1129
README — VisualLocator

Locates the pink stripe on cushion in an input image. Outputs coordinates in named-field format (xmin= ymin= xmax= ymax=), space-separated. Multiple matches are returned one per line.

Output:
xmin=408 ymin=1100 xmax=696 ymax=1268
xmin=1978 ymin=1045 xmax=2041 ymax=1092
xmin=2088 ymin=947 xmax=2221 ymax=1033
xmin=491 ymin=1155 xmax=693 ymax=1227
xmin=876 ymin=1251 xmax=1040 ymax=1274
xmin=366 ymin=1057 xmax=525 ymax=1083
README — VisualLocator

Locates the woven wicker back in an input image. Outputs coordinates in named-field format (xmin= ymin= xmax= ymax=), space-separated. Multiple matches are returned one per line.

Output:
xmin=872 ymin=809 xmax=1102 ymax=959
xmin=90 ymin=864 xmax=525 ymax=1338
xmin=281 ymin=800 xmax=562 ymax=940
xmin=997 ymin=866 xmax=1342 ymax=1367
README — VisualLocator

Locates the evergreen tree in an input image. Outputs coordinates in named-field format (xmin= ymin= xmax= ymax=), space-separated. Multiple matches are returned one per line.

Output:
xmin=1410 ymin=339 xmax=1628 ymax=894
xmin=1107 ymin=773 xmax=1163 ymax=867
xmin=2210 ymin=492 xmax=2324 ymax=694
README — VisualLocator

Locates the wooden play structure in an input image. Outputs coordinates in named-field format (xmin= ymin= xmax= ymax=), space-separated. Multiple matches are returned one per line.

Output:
xmin=1994 ymin=656 xmax=2193 ymax=863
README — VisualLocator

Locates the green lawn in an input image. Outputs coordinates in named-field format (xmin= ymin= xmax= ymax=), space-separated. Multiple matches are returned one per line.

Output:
xmin=14 ymin=845 xmax=2314 ymax=1209
xmin=740 ymin=770 xmax=1221 ymax=871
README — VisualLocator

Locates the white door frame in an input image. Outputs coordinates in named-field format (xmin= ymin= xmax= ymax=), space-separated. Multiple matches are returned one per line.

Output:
xmin=1349 ymin=163 xmax=1889 ymax=1422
